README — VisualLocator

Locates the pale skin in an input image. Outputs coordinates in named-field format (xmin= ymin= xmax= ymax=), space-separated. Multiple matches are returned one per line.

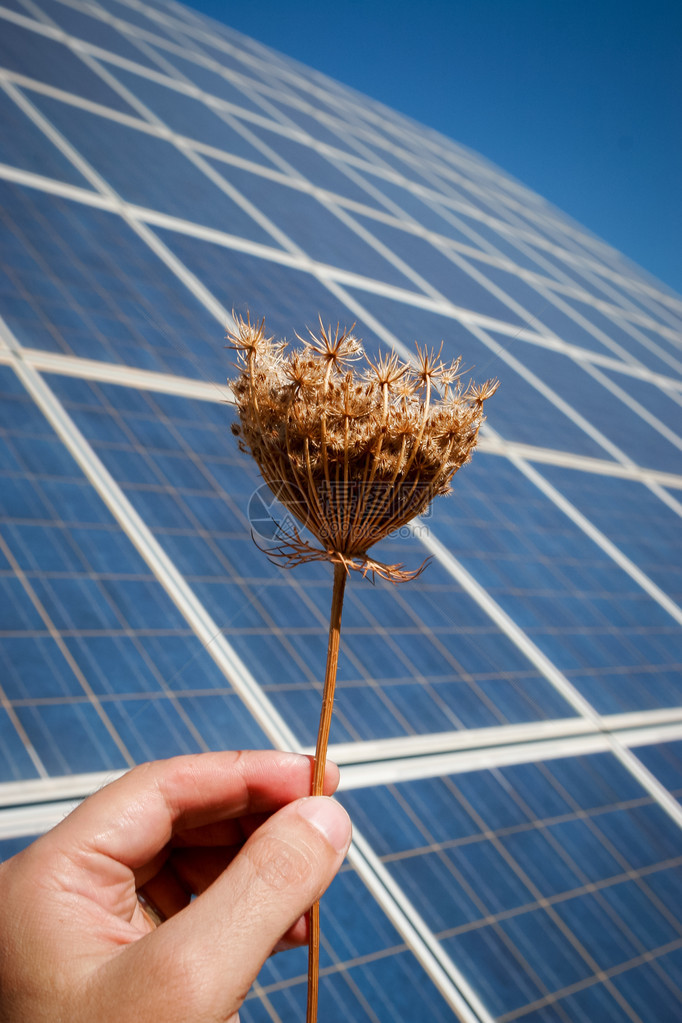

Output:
xmin=0 ymin=750 xmax=352 ymax=1023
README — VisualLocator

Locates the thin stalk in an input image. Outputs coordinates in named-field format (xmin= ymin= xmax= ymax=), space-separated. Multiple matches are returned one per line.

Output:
xmin=306 ymin=560 xmax=348 ymax=1023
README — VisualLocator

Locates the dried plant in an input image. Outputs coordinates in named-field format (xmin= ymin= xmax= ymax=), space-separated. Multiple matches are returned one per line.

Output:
xmin=228 ymin=313 xmax=497 ymax=1023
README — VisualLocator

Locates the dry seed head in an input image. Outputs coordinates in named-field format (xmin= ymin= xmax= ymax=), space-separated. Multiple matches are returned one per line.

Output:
xmin=227 ymin=314 xmax=498 ymax=580
xmin=297 ymin=318 xmax=363 ymax=374
xmin=368 ymin=350 xmax=407 ymax=390
xmin=413 ymin=341 xmax=446 ymax=391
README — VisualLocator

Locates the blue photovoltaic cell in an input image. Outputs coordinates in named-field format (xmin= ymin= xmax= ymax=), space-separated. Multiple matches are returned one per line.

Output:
xmin=0 ymin=835 xmax=39 ymax=863
xmin=0 ymin=87 xmax=93 ymax=188
xmin=0 ymin=0 xmax=33 ymax=13
xmin=141 ymin=46 xmax=275 ymax=117
xmin=567 ymin=265 xmax=672 ymax=318
xmin=467 ymin=259 xmax=629 ymax=355
xmin=485 ymin=214 xmax=571 ymax=269
xmin=0 ymin=364 xmax=270 ymax=777
xmin=618 ymin=292 xmax=682 ymax=339
xmin=531 ymin=227 xmax=619 ymax=279
xmin=504 ymin=206 xmax=583 ymax=262
xmin=108 ymin=64 xmax=280 ymax=164
xmin=27 ymin=93 xmax=277 ymax=246
xmin=574 ymin=270 xmax=667 ymax=322
xmin=485 ymin=172 xmax=552 ymax=216
xmin=236 ymin=121 xmax=385 ymax=207
xmin=201 ymin=159 xmax=422 ymax=287
xmin=381 ymin=123 xmax=451 ymax=163
xmin=98 ymin=0 xmax=182 ymax=41
xmin=170 ymin=29 xmax=286 ymax=87
xmin=0 ymin=181 xmax=229 ymax=379
xmin=153 ymin=225 xmax=385 ymax=346
xmin=451 ymin=211 xmax=575 ymax=278
xmin=539 ymin=468 xmax=682 ymax=605
xmin=552 ymin=290 xmax=682 ymax=373
xmin=427 ymin=160 xmax=498 ymax=204
xmin=633 ymin=742 xmax=682 ymax=803
xmin=430 ymin=172 xmax=520 ymax=224
xmin=611 ymin=962 xmax=682 ymax=1023
xmin=340 ymin=131 xmax=451 ymax=195
xmin=358 ymin=179 xmax=492 ymax=245
xmin=563 ymin=226 xmax=635 ymax=271
xmin=497 ymin=230 xmax=585 ymax=288
xmin=351 ymin=216 xmax=530 ymax=325
xmin=531 ymin=237 xmax=625 ymax=298
xmin=245 ymin=864 xmax=456 ymax=1023
xmin=513 ymin=343 xmax=682 ymax=473
xmin=44 ymin=375 xmax=578 ymax=741
xmin=339 ymin=753 xmax=682 ymax=1021
xmin=343 ymin=291 xmax=616 ymax=458
xmin=500 ymin=203 xmax=587 ymax=258
xmin=32 ymin=0 xmax=161 ymax=68
xmin=428 ymin=454 xmax=682 ymax=713
xmin=326 ymin=131 xmax=399 ymax=179
xmin=1 ymin=4 xmax=682 ymax=1020
xmin=123 ymin=0 xmax=177 ymax=14
xmin=619 ymin=323 xmax=682 ymax=376
xmin=0 ymin=705 xmax=42 ymax=781
xmin=596 ymin=367 xmax=682 ymax=437
xmin=15 ymin=701 xmax=129 ymax=776
xmin=0 ymin=16 xmax=138 ymax=114
xmin=254 ymin=95 xmax=358 ymax=152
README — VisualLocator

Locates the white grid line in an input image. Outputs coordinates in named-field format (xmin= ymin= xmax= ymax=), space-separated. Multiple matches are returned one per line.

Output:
xmin=2 ymin=32 xmax=681 ymax=700
xmin=411 ymin=524 xmax=682 ymax=831
xmin=2 ymin=343 xmax=680 ymax=490
xmin=2 ymin=56 xmax=681 ymax=359
xmin=1 ymin=319 xmax=493 ymax=1023
xmin=3 ymin=706 xmax=682 ymax=813
xmin=3 ymin=61 xmax=681 ymax=400
xmin=500 ymin=444 xmax=682 ymax=627
xmin=2 ymin=14 xmax=680 ymax=370
xmin=1 ymin=149 xmax=680 ymax=390
xmin=1 ymin=7 xmax=681 ymax=1016
xmin=2 ymin=1 xmax=681 ymax=331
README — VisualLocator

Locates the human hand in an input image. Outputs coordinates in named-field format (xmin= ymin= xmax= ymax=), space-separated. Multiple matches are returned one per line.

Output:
xmin=0 ymin=750 xmax=352 ymax=1022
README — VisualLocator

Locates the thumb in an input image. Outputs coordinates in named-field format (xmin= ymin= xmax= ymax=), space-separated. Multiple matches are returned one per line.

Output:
xmin=107 ymin=796 xmax=352 ymax=1022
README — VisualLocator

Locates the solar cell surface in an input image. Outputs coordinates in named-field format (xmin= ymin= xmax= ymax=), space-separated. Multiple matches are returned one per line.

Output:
xmin=0 ymin=1 xmax=681 ymax=1020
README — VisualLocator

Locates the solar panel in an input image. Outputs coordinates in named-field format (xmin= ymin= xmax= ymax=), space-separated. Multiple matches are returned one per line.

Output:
xmin=1 ymin=1 xmax=681 ymax=1020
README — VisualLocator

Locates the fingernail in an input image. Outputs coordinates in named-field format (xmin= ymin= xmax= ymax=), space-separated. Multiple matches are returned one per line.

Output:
xmin=297 ymin=797 xmax=351 ymax=855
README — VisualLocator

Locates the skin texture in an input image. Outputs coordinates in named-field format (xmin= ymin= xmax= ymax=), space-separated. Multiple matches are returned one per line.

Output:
xmin=0 ymin=750 xmax=352 ymax=1023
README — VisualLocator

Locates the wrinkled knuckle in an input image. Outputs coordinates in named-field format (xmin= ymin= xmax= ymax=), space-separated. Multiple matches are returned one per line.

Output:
xmin=248 ymin=835 xmax=315 ymax=892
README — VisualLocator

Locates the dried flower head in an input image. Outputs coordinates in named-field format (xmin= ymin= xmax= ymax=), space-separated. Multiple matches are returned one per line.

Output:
xmin=227 ymin=311 xmax=498 ymax=1023
xmin=229 ymin=313 xmax=498 ymax=580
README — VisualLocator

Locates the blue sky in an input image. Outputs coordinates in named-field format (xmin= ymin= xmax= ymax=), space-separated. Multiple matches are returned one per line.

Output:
xmin=184 ymin=1 xmax=682 ymax=296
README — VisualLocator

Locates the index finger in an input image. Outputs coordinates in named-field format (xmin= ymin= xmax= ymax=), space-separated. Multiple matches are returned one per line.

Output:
xmin=42 ymin=751 xmax=339 ymax=870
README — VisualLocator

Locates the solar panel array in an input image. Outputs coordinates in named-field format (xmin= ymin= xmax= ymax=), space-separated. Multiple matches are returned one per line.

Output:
xmin=1 ymin=1 xmax=681 ymax=1020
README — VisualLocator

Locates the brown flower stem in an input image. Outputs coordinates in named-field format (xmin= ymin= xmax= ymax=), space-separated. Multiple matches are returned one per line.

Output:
xmin=306 ymin=559 xmax=348 ymax=1023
